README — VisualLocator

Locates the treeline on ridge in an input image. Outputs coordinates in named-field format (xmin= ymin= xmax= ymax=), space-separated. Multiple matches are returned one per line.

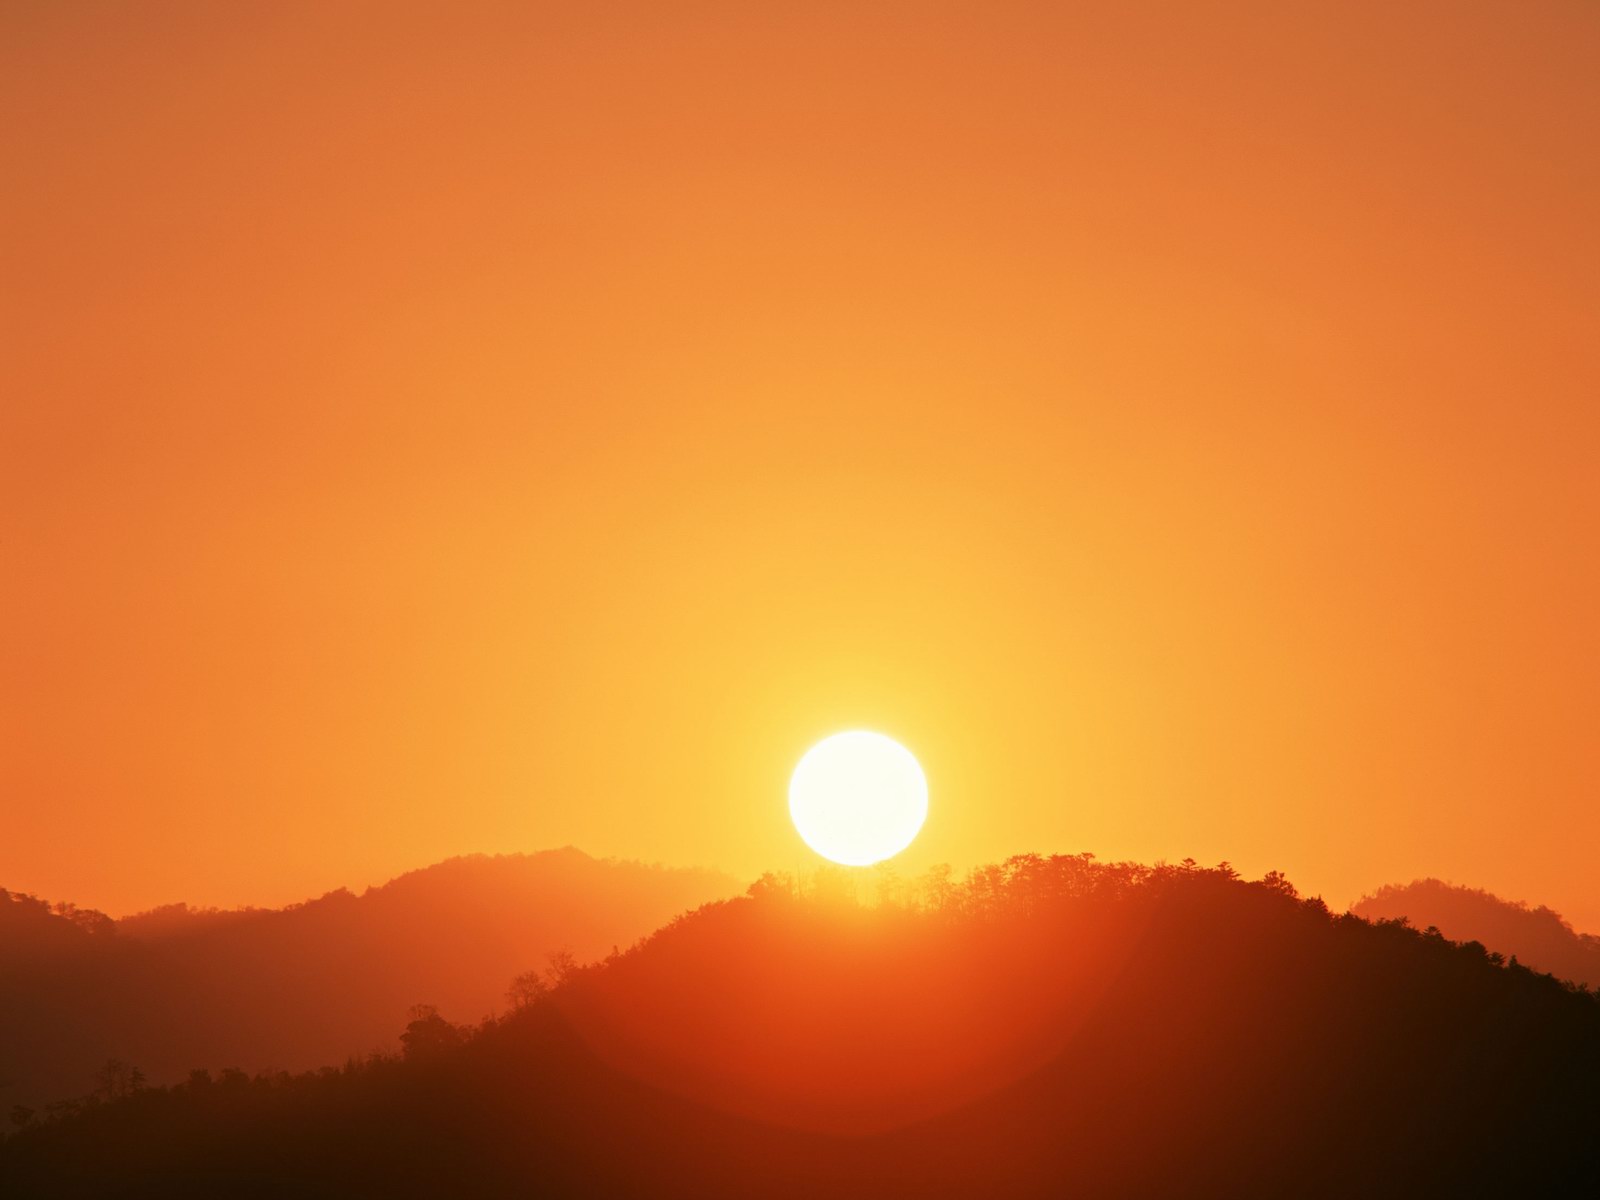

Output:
xmin=4 ymin=854 xmax=1598 ymax=1198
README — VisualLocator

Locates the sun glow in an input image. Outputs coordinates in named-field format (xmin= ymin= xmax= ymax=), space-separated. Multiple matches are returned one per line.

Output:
xmin=788 ymin=731 xmax=928 ymax=866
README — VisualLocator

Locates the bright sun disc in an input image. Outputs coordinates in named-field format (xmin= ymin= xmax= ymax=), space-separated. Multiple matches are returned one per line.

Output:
xmin=789 ymin=731 xmax=928 ymax=866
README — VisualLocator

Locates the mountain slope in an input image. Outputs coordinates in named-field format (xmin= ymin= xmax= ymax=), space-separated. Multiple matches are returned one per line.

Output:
xmin=1352 ymin=878 xmax=1600 ymax=989
xmin=0 ymin=849 xmax=738 ymax=1112
xmin=5 ymin=856 xmax=1596 ymax=1198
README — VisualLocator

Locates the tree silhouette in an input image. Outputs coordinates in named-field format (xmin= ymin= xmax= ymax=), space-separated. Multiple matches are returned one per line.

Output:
xmin=399 ymin=1005 xmax=463 ymax=1061
xmin=506 ymin=971 xmax=547 ymax=1011
xmin=91 ymin=1060 xmax=144 ymax=1103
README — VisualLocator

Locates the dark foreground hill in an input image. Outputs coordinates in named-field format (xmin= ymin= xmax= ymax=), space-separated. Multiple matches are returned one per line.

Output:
xmin=0 ymin=849 xmax=737 ymax=1112
xmin=4 ymin=856 xmax=1598 ymax=1198
xmin=1353 ymin=878 xmax=1600 ymax=990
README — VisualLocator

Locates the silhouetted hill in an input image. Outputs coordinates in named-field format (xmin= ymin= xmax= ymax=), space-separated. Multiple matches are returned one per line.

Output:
xmin=0 ymin=849 xmax=737 ymax=1113
xmin=1352 ymin=879 xmax=1600 ymax=990
xmin=5 ymin=856 xmax=1596 ymax=1198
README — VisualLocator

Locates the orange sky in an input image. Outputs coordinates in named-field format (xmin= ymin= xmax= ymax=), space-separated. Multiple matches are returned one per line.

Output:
xmin=4 ymin=1 xmax=1598 ymax=926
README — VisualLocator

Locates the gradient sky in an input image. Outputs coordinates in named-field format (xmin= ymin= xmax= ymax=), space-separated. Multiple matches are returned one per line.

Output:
xmin=4 ymin=1 xmax=1598 ymax=925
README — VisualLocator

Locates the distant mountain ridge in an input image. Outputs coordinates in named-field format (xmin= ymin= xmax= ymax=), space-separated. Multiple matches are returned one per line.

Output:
xmin=5 ymin=855 xmax=1597 ymax=1197
xmin=1351 ymin=878 xmax=1600 ymax=989
xmin=0 ymin=848 xmax=739 ymax=1111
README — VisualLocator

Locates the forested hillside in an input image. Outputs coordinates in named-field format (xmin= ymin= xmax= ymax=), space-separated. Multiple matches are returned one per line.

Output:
xmin=1353 ymin=879 xmax=1600 ymax=989
xmin=6 ymin=856 xmax=1596 ymax=1198
xmin=0 ymin=849 xmax=736 ymax=1112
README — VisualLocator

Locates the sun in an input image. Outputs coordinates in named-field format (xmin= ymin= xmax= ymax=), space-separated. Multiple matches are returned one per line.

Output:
xmin=789 ymin=731 xmax=928 ymax=867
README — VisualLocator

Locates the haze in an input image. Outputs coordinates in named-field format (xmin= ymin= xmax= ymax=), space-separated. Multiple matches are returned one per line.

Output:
xmin=3 ymin=1 xmax=1597 ymax=926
